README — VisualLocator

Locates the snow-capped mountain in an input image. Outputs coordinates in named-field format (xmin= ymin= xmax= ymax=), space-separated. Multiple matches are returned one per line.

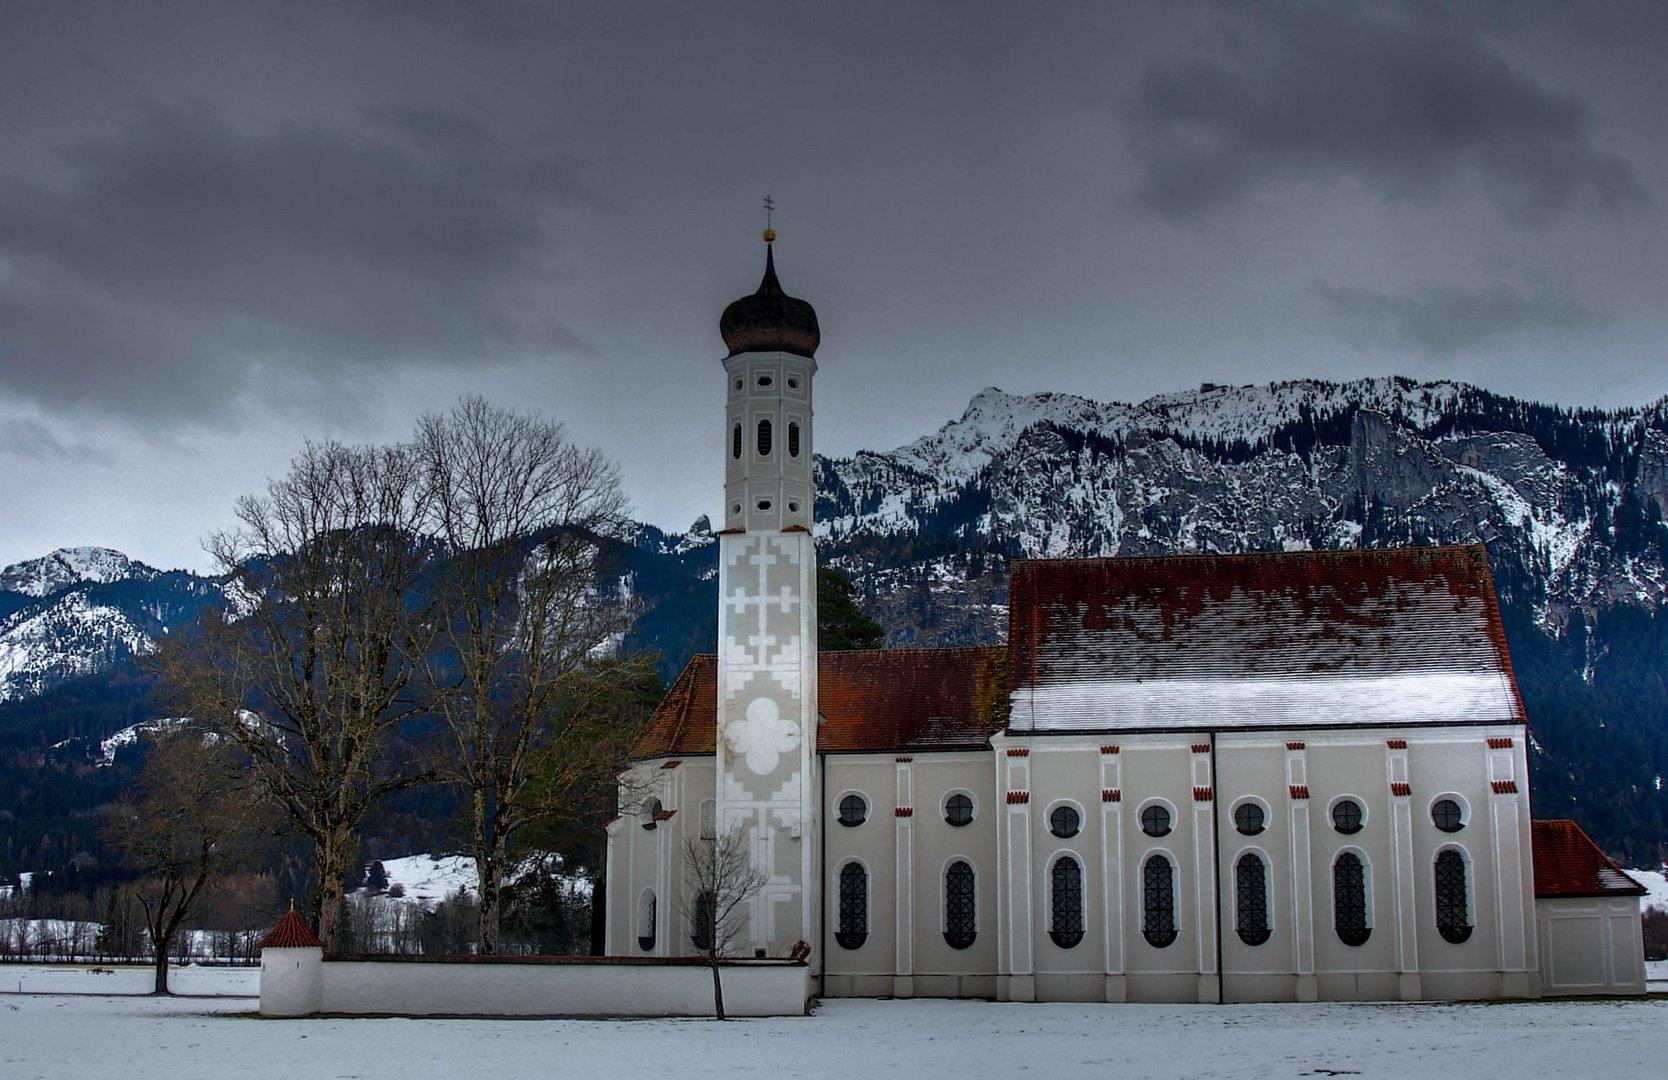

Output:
xmin=815 ymin=378 xmax=1668 ymax=646
xmin=0 ymin=551 xmax=223 ymax=703
xmin=0 ymin=547 xmax=154 ymax=598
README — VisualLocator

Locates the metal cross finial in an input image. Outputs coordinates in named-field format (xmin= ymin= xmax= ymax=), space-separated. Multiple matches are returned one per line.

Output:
xmin=763 ymin=194 xmax=775 ymax=231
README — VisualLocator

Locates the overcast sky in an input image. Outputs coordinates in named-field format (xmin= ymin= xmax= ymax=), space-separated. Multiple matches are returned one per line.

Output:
xmin=2 ymin=1 xmax=1666 ymax=573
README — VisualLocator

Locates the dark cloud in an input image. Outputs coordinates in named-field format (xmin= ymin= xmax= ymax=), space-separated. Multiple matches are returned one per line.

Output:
xmin=0 ymin=417 xmax=109 ymax=463
xmin=1124 ymin=2 xmax=1646 ymax=223
xmin=1318 ymin=281 xmax=1600 ymax=354
xmin=0 ymin=106 xmax=592 ymax=421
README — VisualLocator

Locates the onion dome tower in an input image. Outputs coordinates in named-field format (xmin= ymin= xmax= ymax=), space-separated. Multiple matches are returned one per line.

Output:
xmin=713 ymin=208 xmax=821 ymax=966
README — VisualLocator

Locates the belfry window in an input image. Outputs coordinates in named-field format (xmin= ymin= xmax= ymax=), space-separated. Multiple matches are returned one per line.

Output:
xmin=732 ymin=423 xmax=742 ymax=460
xmin=788 ymin=421 xmax=801 ymax=458
xmin=837 ymin=862 xmax=868 ymax=950
xmin=1235 ymin=853 xmax=1270 ymax=946
xmin=1143 ymin=854 xmax=1177 ymax=948
xmin=1049 ymin=856 xmax=1084 ymax=948
xmin=944 ymin=860 xmax=977 ymax=949
xmin=1334 ymin=852 xmax=1370 ymax=946
xmin=757 ymin=418 xmax=772 ymax=456
xmin=1434 ymin=850 xmax=1472 ymax=944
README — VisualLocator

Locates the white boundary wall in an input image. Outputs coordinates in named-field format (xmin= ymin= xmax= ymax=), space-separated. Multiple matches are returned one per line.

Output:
xmin=259 ymin=951 xmax=811 ymax=1017
xmin=1535 ymin=896 xmax=1645 ymax=996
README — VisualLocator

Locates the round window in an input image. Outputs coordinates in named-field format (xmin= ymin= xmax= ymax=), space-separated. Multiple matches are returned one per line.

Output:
xmin=1431 ymin=798 xmax=1464 ymax=833
xmin=838 ymin=793 xmax=868 ymax=827
xmin=1233 ymin=802 xmax=1266 ymax=836
xmin=1049 ymin=805 xmax=1081 ymax=839
xmin=945 ymin=793 xmax=974 ymax=827
xmin=1140 ymin=803 xmax=1172 ymax=838
xmin=1332 ymin=799 xmax=1364 ymax=835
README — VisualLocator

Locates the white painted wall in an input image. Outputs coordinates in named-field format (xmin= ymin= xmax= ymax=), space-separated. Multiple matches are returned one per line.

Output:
xmin=1536 ymin=896 xmax=1645 ymax=996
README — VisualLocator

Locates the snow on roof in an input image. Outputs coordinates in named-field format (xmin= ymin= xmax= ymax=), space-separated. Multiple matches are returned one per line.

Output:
xmin=1008 ymin=545 xmax=1525 ymax=732
xmin=1531 ymin=819 xmax=1647 ymax=899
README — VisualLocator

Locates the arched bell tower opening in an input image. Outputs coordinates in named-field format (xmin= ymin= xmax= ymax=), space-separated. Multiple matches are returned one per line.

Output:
xmin=712 ymin=216 xmax=821 ymax=963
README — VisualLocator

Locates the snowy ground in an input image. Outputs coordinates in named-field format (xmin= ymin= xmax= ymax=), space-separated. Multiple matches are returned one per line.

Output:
xmin=2 ymin=988 xmax=1665 ymax=1080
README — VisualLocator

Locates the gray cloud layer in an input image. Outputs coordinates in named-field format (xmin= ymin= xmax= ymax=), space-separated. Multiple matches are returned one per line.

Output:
xmin=1318 ymin=282 xmax=1600 ymax=354
xmin=1125 ymin=2 xmax=1646 ymax=223
xmin=0 ymin=106 xmax=590 ymax=420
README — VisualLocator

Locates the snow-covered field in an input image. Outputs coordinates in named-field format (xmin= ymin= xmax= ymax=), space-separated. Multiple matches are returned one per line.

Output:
xmin=2 ymin=987 xmax=1665 ymax=1080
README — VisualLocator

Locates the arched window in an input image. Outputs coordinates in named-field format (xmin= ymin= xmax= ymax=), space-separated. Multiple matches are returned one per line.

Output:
xmin=699 ymin=799 xmax=716 ymax=840
xmin=691 ymin=889 xmax=715 ymax=953
xmin=944 ymin=860 xmax=977 ymax=949
xmin=1049 ymin=856 xmax=1084 ymax=948
xmin=637 ymin=890 xmax=656 ymax=951
xmin=731 ymin=422 xmax=742 ymax=460
xmin=1334 ymin=852 xmax=1370 ymax=946
xmin=944 ymin=792 xmax=975 ymax=827
xmin=788 ymin=421 xmax=801 ymax=458
xmin=837 ymin=793 xmax=868 ymax=827
xmin=756 ymin=418 xmax=772 ymax=456
xmin=642 ymin=797 xmax=662 ymax=830
xmin=837 ymin=862 xmax=868 ymax=950
xmin=1049 ymin=804 xmax=1081 ymax=839
xmin=1142 ymin=854 xmax=1177 ymax=948
xmin=1434 ymin=850 xmax=1472 ymax=944
xmin=1235 ymin=852 xmax=1270 ymax=946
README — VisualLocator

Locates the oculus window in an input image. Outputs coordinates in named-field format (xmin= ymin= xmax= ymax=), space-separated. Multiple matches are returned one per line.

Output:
xmin=1140 ymin=803 xmax=1172 ymax=838
xmin=837 ymin=793 xmax=868 ymax=827
xmin=1331 ymin=799 xmax=1364 ymax=835
xmin=945 ymin=793 xmax=975 ymax=827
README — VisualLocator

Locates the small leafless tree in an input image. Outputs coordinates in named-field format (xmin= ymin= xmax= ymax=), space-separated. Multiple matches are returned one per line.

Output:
xmin=156 ymin=439 xmax=438 ymax=949
xmin=103 ymin=729 xmax=271 ymax=993
xmin=414 ymin=397 xmax=636 ymax=953
xmin=681 ymin=822 xmax=768 ymax=1020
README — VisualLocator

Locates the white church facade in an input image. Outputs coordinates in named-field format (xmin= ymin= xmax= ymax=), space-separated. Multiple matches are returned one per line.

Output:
xmin=600 ymin=232 xmax=1648 ymax=1005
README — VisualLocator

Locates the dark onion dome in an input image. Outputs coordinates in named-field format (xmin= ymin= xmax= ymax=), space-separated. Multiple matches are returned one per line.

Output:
xmin=720 ymin=239 xmax=820 ymax=359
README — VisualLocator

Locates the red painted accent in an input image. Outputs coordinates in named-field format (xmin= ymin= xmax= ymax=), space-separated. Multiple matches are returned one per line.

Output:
xmin=894 ymin=756 xmax=914 ymax=764
xmin=894 ymin=807 xmax=914 ymax=818
xmin=1386 ymin=739 xmax=1408 ymax=750
xmin=1005 ymin=747 xmax=1031 ymax=757
xmin=1285 ymin=741 xmax=1306 ymax=751
xmin=1390 ymin=782 xmax=1412 ymax=797
xmin=1288 ymin=785 xmax=1310 ymax=800
xmin=1193 ymin=786 xmax=1213 ymax=802
xmin=1099 ymin=744 xmax=1120 ymax=755
xmin=258 ymin=910 xmax=324 ymax=950
xmin=1102 ymin=789 xmax=1121 ymax=802
xmin=660 ymin=759 xmax=681 ymax=769
xmin=653 ymin=808 xmax=677 ymax=821
xmin=1532 ymin=819 xmax=1647 ymax=897
xmin=1488 ymin=737 xmax=1514 ymax=749
xmin=1190 ymin=743 xmax=1211 ymax=755
xmin=1491 ymin=780 xmax=1519 ymax=794
xmin=1007 ymin=791 xmax=1031 ymax=804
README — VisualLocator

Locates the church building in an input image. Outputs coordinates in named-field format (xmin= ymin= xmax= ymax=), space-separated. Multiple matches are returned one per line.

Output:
xmin=601 ymin=232 xmax=1646 ymax=1004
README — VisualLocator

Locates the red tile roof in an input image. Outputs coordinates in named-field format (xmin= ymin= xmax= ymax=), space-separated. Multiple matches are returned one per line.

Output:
xmin=1531 ymin=819 xmax=1646 ymax=898
xmin=1007 ymin=544 xmax=1526 ymax=732
xmin=631 ymin=647 xmax=1008 ymax=758
xmin=258 ymin=909 xmax=324 ymax=949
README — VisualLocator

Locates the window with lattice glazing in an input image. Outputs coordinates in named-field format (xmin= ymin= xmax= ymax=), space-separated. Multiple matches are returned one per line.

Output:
xmin=1434 ymin=850 xmax=1472 ymax=944
xmin=1143 ymin=855 xmax=1177 ymax=948
xmin=837 ymin=862 xmax=868 ymax=949
xmin=638 ymin=890 xmax=656 ymax=951
xmin=1235 ymin=853 xmax=1270 ymax=946
xmin=1050 ymin=857 xmax=1084 ymax=948
xmin=1334 ymin=852 xmax=1370 ymax=946
xmin=838 ymin=793 xmax=867 ymax=827
xmin=691 ymin=889 xmax=714 ymax=953
xmin=944 ymin=860 xmax=977 ymax=949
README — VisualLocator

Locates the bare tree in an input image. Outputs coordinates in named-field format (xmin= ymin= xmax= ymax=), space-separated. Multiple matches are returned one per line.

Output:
xmin=681 ymin=823 xmax=768 ymax=1020
xmin=103 ymin=729 xmax=271 ymax=993
xmin=414 ymin=397 xmax=636 ymax=953
xmin=157 ymin=440 xmax=437 ymax=949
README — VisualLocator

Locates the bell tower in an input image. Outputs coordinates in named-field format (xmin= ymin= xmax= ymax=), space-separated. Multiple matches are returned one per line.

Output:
xmin=712 ymin=214 xmax=820 ymax=961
